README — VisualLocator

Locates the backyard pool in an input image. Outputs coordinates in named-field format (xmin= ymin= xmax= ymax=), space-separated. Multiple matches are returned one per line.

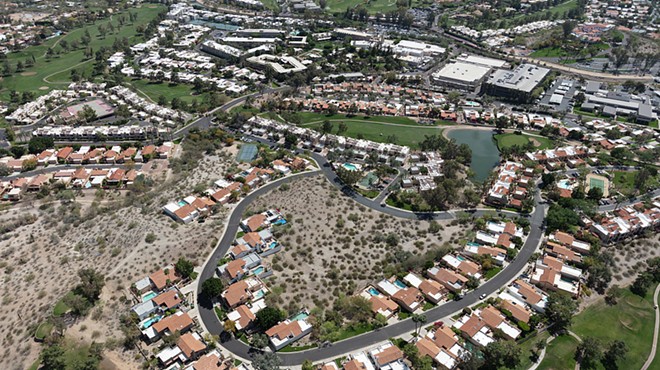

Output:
xmin=142 ymin=291 xmax=158 ymax=302
xmin=456 ymin=255 xmax=467 ymax=262
xmin=558 ymin=179 xmax=574 ymax=190
xmin=140 ymin=315 xmax=162 ymax=329
xmin=290 ymin=312 xmax=309 ymax=321
xmin=368 ymin=287 xmax=381 ymax=296
xmin=252 ymin=266 xmax=265 ymax=276
xmin=342 ymin=162 xmax=360 ymax=171
xmin=394 ymin=280 xmax=407 ymax=289
xmin=264 ymin=241 xmax=279 ymax=251
xmin=467 ymin=242 xmax=481 ymax=247
xmin=273 ymin=219 xmax=287 ymax=225
xmin=177 ymin=200 xmax=188 ymax=207
xmin=253 ymin=289 xmax=266 ymax=300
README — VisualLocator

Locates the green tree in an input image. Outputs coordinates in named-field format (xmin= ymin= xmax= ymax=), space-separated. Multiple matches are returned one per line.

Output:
xmin=576 ymin=337 xmax=602 ymax=369
xmin=336 ymin=165 xmax=364 ymax=186
xmin=252 ymin=352 xmax=282 ymax=370
xmin=545 ymin=292 xmax=577 ymax=333
xmin=251 ymin=333 xmax=269 ymax=349
xmin=76 ymin=268 xmax=105 ymax=303
xmin=321 ymin=120 xmax=333 ymax=135
xmin=255 ymin=307 xmax=284 ymax=332
xmin=587 ymin=187 xmax=603 ymax=201
xmin=482 ymin=340 xmax=522 ymax=369
xmin=601 ymin=340 xmax=627 ymax=370
xmin=201 ymin=277 xmax=224 ymax=298
xmin=175 ymin=257 xmax=195 ymax=279
xmin=337 ymin=122 xmax=348 ymax=135
xmin=41 ymin=344 xmax=66 ymax=369
xmin=28 ymin=136 xmax=54 ymax=154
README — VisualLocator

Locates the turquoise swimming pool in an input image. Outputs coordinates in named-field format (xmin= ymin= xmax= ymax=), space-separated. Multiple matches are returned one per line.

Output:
xmin=252 ymin=266 xmax=265 ymax=276
xmin=291 ymin=312 xmax=309 ymax=321
xmin=273 ymin=219 xmax=287 ymax=225
xmin=141 ymin=315 xmax=162 ymax=329
xmin=254 ymin=289 xmax=266 ymax=300
xmin=467 ymin=242 xmax=481 ymax=247
xmin=265 ymin=241 xmax=279 ymax=251
xmin=368 ymin=287 xmax=380 ymax=296
xmin=342 ymin=163 xmax=359 ymax=171
xmin=142 ymin=292 xmax=157 ymax=302
xmin=177 ymin=200 xmax=187 ymax=207
xmin=394 ymin=280 xmax=407 ymax=289
xmin=558 ymin=179 xmax=573 ymax=190
xmin=456 ymin=255 xmax=467 ymax=262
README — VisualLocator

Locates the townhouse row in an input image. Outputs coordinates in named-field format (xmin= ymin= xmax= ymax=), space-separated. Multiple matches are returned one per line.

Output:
xmin=485 ymin=161 xmax=535 ymax=210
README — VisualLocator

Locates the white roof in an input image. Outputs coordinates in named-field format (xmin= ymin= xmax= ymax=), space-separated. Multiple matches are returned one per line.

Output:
xmin=434 ymin=62 xmax=491 ymax=83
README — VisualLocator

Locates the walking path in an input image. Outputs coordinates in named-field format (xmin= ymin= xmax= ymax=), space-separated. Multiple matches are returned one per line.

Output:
xmin=642 ymin=284 xmax=660 ymax=370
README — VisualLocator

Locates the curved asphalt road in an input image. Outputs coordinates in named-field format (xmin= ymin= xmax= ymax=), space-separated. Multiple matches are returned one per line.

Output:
xmin=197 ymin=142 xmax=548 ymax=365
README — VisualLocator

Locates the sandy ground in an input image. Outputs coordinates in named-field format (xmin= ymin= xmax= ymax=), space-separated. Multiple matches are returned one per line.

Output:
xmin=246 ymin=175 xmax=471 ymax=314
xmin=0 ymin=145 xmax=237 ymax=369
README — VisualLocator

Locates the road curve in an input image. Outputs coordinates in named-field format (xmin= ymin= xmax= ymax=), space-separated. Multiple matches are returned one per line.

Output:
xmin=196 ymin=145 xmax=548 ymax=365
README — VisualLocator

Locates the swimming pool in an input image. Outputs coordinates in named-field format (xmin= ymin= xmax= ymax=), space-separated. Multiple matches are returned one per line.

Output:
xmin=253 ymin=289 xmax=266 ymax=300
xmin=456 ymin=255 xmax=467 ymax=262
xmin=368 ymin=287 xmax=380 ymax=296
xmin=290 ymin=312 xmax=309 ymax=321
xmin=467 ymin=242 xmax=481 ymax=247
xmin=557 ymin=179 xmax=573 ymax=190
xmin=140 ymin=315 xmax=162 ymax=329
xmin=394 ymin=280 xmax=407 ymax=289
xmin=342 ymin=163 xmax=359 ymax=171
xmin=273 ymin=219 xmax=287 ymax=225
xmin=252 ymin=266 xmax=265 ymax=276
xmin=265 ymin=241 xmax=279 ymax=251
xmin=142 ymin=292 xmax=158 ymax=302
xmin=177 ymin=200 xmax=188 ymax=207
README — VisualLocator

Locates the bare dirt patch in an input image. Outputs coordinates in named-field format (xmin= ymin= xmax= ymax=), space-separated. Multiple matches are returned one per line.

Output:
xmin=38 ymin=86 xmax=49 ymax=90
xmin=246 ymin=175 xmax=471 ymax=313
xmin=529 ymin=138 xmax=542 ymax=147
xmin=20 ymin=71 xmax=37 ymax=76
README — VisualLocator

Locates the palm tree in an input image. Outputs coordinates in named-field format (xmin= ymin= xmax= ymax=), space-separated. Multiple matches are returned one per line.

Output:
xmin=411 ymin=314 xmax=427 ymax=337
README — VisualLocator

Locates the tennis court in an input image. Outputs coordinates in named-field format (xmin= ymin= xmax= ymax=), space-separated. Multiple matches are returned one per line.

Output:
xmin=236 ymin=144 xmax=258 ymax=162
xmin=586 ymin=173 xmax=610 ymax=197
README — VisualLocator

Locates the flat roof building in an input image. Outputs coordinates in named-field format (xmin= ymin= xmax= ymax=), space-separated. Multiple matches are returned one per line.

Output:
xmin=431 ymin=62 xmax=491 ymax=92
xmin=485 ymin=63 xmax=550 ymax=102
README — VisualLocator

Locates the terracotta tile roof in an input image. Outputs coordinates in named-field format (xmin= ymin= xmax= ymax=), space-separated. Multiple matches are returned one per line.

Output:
xmin=242 ymin=232 xmax=262 ymax=247
xmin=226 ymin=259 xmax=246 ymax=279
xmin=194 ymin=353 xmax=227 ymax=370
xmin=177 ymin=332 xmax=207 ymax=358
xmin=223 ymin=281 xmax=250 ymax=308
xmin=235 ymin=305 xmax=256 ymax=329
xmin=141 ymin=145 xmax=156 ymax=156
xmin=392 ymin=287 xmax=422 ymax=308
xmin=514 ymin=280 xmax=542 ymax=305
xmin=343 ymin=359 xmax=367 ymax=370
xmin=174 ymin=204 xmax=197 ymax=220
xmin=370 ymin=295 xmax=399 ymax=314
xmin=245 ymin=214 xmax=267 ymax=231
xmin=152 ymin=312 xmax=194 ymax=335
xmin=266 ymin=320 xmax=303 ymax=339
xmin=433 ymin=324 xmax=458 ymax=350
xmin=480 ymin=306 xmax=504 ymax=329
xmin=152 ymin=290 xmax=182 ymax=309
xmin=56 ymin=147 xmax=73 ymax=159
xmin=458 ymin=260 xmax=481 ymax=276
xmin=501 ymin=300 xmax=530 ymax=323
xmin=149 ymin=267 xmax=180 ymax=291
xmin=416 ymin=337 xmax=440 ymax=359
xmin=374 ymin=345 xmax=403 ymax=366
xmin=460 ymin=314 xmax=485 ymax=337
xmin=419 ymin=279 xmax=444 ymax=297
xmin=552 ymin=231 xmax=574 ymax=246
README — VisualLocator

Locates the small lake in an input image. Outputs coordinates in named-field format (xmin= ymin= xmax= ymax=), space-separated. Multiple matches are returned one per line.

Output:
xmin=445 ymin=128 xmax=500 ymax=183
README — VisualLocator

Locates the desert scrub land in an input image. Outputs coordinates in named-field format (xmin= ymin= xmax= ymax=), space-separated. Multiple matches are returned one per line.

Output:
xmin=0 ymin=135 xmax=238 ymax=369
xmin=246 ymin=175 xmax=473 ymax=314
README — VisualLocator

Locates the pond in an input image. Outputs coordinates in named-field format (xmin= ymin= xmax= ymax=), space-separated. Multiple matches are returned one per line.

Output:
xmin=445 ymin=128 xmax=500 ymax=183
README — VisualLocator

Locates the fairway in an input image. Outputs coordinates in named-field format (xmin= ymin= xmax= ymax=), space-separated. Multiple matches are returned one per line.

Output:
xmin=129 ymin=79 xmax=216 ymax=104
xmin=298 ymin=112 xmax=424 ymax=126
xmin=537 ymin=335 xmax=578 ymax=370
xmin=0 ymin=5 xmax=166 ymax=101
xmin=534 ymin=286 xmax=656 ymax=370
xmin=325 ymin=0 xmax=399 ymax=13
xmin=304 ymin=120 xmax=442 ymax=148
xmin=494 ymin=133 xmax=555 ymax=150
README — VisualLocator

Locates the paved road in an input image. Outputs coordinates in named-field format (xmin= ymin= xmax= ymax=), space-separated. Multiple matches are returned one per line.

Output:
xmin=196 ymin=142 xmax=548 ymax=365
xmin=0 ymin=163 xmax=143 ymax=181
xmin=642 ymin=284 xmax=660 ymax=370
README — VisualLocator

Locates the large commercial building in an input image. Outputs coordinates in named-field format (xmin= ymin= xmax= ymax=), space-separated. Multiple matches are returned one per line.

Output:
xmin=246 ymin=54 xmax=307 ymax=75
xmin=431 ymin=62 xmax=492 ymax=91
xmin=200 ymin=40 xmax=242 ymax=59
xmin=484 ymin=64 xmax=550 ymax=103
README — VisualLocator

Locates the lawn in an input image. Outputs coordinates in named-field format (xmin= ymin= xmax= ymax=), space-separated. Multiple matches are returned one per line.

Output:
xmin=537 ymin=334 xmax=579 ymax=370
xmin=34 ymin=321 xmax=54 ymax=341
xmin=298 ymin=112 xmax=423 ymax=126
xmin=530 ymin=47 xmax=568 ymax=58
xmin=53 ymin=291 xmax=74 ymax=316
xmin=334 ymin=322 xmax=375 ymax=341
xmin=494 ymin=133 xmax=555 ymax=150
xmin=512 ymin=330 xmax=551 ymax=370
xmin=279 ymin=343 xmax=318 ymax=352
xmin=129 ymin=79 xmax=214 ymax=104
xmin=325 ymin=0 xmax=399 ymax=14
xmin=483 ymin=267 xmax=502 ymax=280
xmin=612 ymin=170 xmax=658 ymax=195
xmin=305 ymin=119 xmax=442 ymax=148
xmin=0 ymin=4 xmax=166 ymax=101
xmin=570 ymin=286 xmax=656 ymax=370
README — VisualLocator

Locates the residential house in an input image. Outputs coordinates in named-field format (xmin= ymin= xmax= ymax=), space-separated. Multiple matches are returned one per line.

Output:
xmin=368 ymin=295 xmax=399 ymax=319
xmin=266 ymin=318 xmax=313 ymax=351
xmin=368 ymin=343 xmax=408 ymax=370
xmin=392 ymin=287 xmax=424 ymax=312
xmin=177 ymin=332 xmax=207 ymax=362
xmin=427 ymin=267 xmax=468 ymax=293
xmin=149 ymin=267 xmax=180 ymax=292
xmin=506 ymin=279 xmax=548 ymax=313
